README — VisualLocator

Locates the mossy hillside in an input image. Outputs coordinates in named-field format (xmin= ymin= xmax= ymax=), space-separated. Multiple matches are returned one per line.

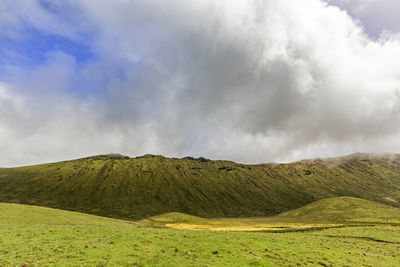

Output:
xmin=0 ymin=153 xmax=400 ymax=219
xmin=275 ymin=197 xmax=400 ymax=223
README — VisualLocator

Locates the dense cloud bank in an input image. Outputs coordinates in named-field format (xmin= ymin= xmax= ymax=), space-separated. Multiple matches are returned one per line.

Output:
xmin=0 ymin=0 xmax=400 ymax=166
xmin=328 ymin=0 xmax=400 ymax=37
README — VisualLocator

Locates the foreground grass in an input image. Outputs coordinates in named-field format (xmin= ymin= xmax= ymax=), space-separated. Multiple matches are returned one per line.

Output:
xmin=1 ymin=203 xmax=400 ymax=266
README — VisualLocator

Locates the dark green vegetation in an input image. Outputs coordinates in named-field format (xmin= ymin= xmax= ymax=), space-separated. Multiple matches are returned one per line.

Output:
xmin=0 ymin=153 xmax=400 ymax=219
xmin=1 ymin=202 xmax=400 ymax=266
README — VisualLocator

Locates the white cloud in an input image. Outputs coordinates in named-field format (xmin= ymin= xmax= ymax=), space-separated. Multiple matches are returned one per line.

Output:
xmin=327 ymin=0 xmax=400 ymax=37
xmin=0 ymin=0 xmax=81 ymax=40
xmin=0 ymin=0 xmax=400 ymax=166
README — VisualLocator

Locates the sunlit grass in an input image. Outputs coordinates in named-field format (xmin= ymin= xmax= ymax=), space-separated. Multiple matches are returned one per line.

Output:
xmin=1 ymin=202 xmax=399 ymax=266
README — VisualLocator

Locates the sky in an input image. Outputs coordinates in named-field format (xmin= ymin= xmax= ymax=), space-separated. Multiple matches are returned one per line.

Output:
xmin=0 ymin=0 xmax=400 ymax=167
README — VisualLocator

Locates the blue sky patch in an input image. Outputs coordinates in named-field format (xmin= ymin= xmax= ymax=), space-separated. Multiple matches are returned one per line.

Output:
xmin=0 ymin=27 xmax=96 ymax=70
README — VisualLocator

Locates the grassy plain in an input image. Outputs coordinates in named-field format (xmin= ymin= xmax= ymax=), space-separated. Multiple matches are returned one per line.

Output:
xmin=153 ymin=197 xmax=400 ymax=231
xmin=1 ymin=201 xmax=400 ymax=266
xmin=1 ymin=154 xmax=400 ymax=265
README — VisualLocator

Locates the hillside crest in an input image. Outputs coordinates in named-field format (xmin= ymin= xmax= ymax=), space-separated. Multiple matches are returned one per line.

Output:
xmin=0 ymin=153 xmax=399 ymax=219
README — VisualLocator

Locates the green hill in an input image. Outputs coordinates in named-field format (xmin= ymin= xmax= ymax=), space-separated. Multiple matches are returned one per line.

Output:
xmin=0 ymin=153 xmax=400 ymax=219
xmin=275 ymin=197 xmax=400 ymax=223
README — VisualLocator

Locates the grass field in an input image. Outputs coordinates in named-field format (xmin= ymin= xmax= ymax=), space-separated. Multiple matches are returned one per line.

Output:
xmin=1 ymin=201 xmax=400 ymax=266
xmin=275 ymin=197 xmax=400 ymax=223
xmin=152 ymin=197 xmax=400 ymax=232
xmin=1 ymin=154 xmax=400 ymax=266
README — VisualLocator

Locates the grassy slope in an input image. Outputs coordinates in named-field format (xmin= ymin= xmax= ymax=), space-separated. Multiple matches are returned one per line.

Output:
xmin=1 ymin=202 xmax=400 ymax=266
xmin=0 ymin=153 xmax=400 ymax=219
xmin=275 ymin=197 xmax=400 ymax=223
xmin=148 ymin=212 xmax=203 ymax=222
xmin=159 ymin=197 xmax=400 ymax=232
